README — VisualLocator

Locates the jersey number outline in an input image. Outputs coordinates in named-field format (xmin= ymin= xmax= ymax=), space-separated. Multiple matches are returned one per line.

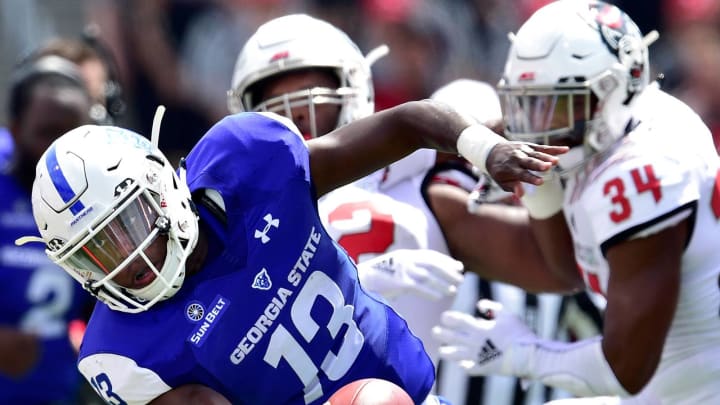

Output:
xmin=264 ymin=271 xmax=364 ymax=404
xmin=90 ymin=372 xmax=127 ymax=405
xmin=327 ymin=201 xmax=394 ymax=262
xmin=20 ymin=265 xmax=74 ymax=338
xmin=603 ymin=164 xmax=661 ymax=223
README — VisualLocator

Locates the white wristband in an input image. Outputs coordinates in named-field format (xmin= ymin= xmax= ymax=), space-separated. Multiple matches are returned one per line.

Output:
xmin=456 ymin=124 xmax=506 ymax=176
xmin=518 ymin=337 xmax=630 ymax=397
xmin=520 ymin=172 xmax=564 ymax=219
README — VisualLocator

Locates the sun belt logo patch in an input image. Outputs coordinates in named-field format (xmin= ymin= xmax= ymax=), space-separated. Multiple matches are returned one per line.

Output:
xmin=187 ymin=295 xmax=230 ymax=347
xmin=185 ymin=301 xmax=204 ymax=322
xmin=252 ymin=268 xmax=272 ymax=290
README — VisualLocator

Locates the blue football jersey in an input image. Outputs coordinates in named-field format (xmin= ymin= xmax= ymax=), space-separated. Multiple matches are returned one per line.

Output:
xmin=0 ymin=127 xmax=13 ymax=172
xmin=79 ymin=113 xmax=435 ymax=405
xmin=0 ymin=172 xmax=92 ymax=404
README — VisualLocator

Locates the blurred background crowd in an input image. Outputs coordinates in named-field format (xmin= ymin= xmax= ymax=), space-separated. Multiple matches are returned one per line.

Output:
xmin=1 ymin=0 xmax=719 ymax=158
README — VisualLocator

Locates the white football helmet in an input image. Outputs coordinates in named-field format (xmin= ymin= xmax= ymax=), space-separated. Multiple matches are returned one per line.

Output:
xmin=227 ymin=14 xmax=385 ymax=138
xmin=497 ymin=0 xmax=655 ymax=175
xmin=431 ymin=79 xmax=502 ymax=126
xmin=29 ymin=125 xmax=199 ymax=313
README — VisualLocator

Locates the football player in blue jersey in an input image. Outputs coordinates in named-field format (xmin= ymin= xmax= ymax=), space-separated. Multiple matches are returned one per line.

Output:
xmin=0 ymin=55 xmax=97 ymax=404
xmin=21 ymin=91 xmax=566 ymax=403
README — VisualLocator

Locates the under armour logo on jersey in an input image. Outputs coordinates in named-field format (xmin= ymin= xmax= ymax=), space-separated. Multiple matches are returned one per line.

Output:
xmin=252 ymin=268 xmax=272 ymax=290
xmin=254 ymin=213 xmax=279 ymax=244
xmin=476 ymin=339 xmax=502 ymax=365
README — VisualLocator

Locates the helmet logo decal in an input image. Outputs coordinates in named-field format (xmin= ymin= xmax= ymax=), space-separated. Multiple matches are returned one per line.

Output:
xmin=252 ymin=268 xmax=272 ymax=290
xmin=590 ymin=3 xmax=637 ymax=57
xmin=46 ymin=144 xmax=86 ymax=215
xmin=592 ymin=3 xmax=623 ymax=29
xmin=590 ymin=2 xmax=645 ymax=92
xmin=269 ymin=50 xmax=289 ymax=62
xmin=518 ymin=72 xmax=535 ymax=82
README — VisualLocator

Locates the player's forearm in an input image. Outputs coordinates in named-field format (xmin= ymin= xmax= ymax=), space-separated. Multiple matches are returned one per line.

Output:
xmin=528 ymin=214 xmax=584 ymax=290
xmin=340 ymin=99 xmax=472 ymax=162
xmin=458 ymin=203 xmax=581 ymax=293
xmin=0 ymin=327 xmax=40 ymax=377
xmin=309 ymin=100 xmax=474 ymax=196
xmin=393 ymin=100 xmax=474 ymax=152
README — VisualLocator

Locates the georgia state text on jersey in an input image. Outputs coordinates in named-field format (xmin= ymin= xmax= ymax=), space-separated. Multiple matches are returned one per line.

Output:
xmin=563 ymin=84 xmax=720 ymax=403
xmin=0 ymin=172 xmax=91 ymax=404
xmin=77 ymin=113 xmax=435 ymax=405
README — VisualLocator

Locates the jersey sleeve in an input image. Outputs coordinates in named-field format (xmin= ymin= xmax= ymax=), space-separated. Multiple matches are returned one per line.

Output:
xmin=380 ymin=149 xmax=437 ymax=189
xmin=580 ymin=151 xmax=699 ymax=255
xmin=78 ymin=353 xmax=172 ymax=405
xmin=184 ymin=112 xmax=311 ymax=210
xmin=423 ymin=158 xmax=478 ymax=192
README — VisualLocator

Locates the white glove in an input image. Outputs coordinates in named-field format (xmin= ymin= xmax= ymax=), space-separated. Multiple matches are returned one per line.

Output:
xmin=357 ymin=249 xmax=464 ymax=301
xmin=432 ymin=299 xmax=536 ymax=377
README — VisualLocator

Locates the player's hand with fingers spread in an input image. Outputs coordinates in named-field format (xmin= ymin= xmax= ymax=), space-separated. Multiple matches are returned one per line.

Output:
xmin=455 ymin=124 xmax=568 ymax=193
xmin=432 ymin=299 xmax=536 ymax=377
xmin=357 ymin=249 xmax=464 ymax=301
xmin=486 ymin=142 xmax=568 ymax=192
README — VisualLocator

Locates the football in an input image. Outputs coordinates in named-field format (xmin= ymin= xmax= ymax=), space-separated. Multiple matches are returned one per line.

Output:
xmin=325 ymin=378 xmax=414 ymax=405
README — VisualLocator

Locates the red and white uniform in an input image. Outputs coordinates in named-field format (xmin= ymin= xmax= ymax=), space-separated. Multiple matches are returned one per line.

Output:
xmin=563 ymin=85 xmax=720 ymax=403
xmin=320 ymin=148 xmax=596 ymax=404
xmin=319 ymin=149 xmax=475 ymax=366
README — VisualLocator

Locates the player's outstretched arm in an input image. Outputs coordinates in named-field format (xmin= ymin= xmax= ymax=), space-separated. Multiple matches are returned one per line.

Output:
xmin=149 ymin=385 xmax=230 ymax=405
xmin=308 ymin=100 xmax=567 ymax=197
xmin=428 ymin=183 xmax=582 ymax=293
xmin=434 ymin=218 xmax=688 ymax=397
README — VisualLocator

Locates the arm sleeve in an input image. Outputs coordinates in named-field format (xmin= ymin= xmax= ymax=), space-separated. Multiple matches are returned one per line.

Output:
xmin=78 ymin=353 xmax=172 ymax=405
